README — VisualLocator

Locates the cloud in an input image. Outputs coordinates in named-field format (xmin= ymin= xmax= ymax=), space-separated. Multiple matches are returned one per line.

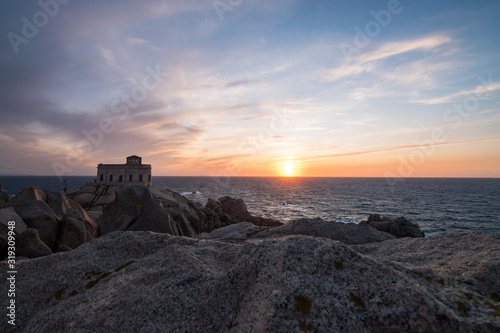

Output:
xmin=322 ymin=63 xmax=375 ymax=82
xmin=301 ymin=136 xmax=500 ymax=161
xmin=414 ymin=82 xmax=500 ymax=105
xmin=357 ymin=34 xmax=452 ymax=63
xmin=323 ymin=34 xmax=452 ymax=82
xmin=380 ymin=59 xmax=454 ymax=90
xmin=98 ymin=46 xmax=135 ymax=82
xmin=344 ymin=118 xmax=378 ymax=126
xmin=127 ymin=37 xmax=162 ymax=51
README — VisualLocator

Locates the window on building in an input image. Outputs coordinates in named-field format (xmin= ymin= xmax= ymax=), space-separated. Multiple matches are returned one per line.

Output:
xmin=109 ymin=175 xmax=113 ymax=182
xmin=148 ymin=175 xmax=151 ymax=181
xmin=99 ymin=175 xmax=103 ymax=181
xmin=139 ymin=175 xmax=143 ymax=182
xmin=129 ymin=175 xmax=132 ymax=181
xmin=119 ymin=175 xmax=123 ymax=182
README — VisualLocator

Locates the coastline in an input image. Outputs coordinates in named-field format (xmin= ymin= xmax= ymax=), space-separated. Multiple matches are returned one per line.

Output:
xmin=1 ymin=176 xmax=499 ymax=235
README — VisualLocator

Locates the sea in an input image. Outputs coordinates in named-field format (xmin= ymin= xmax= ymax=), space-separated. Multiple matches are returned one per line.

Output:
xmin=1 ymin=176 xmax=499 ymax=236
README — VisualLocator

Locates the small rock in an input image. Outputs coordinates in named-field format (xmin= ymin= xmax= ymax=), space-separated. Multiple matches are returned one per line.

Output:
xmin=252 ymin=218 xmax=395 ymax=244
xmin=13 ymin=200 xmax=60 ymax=249
xmin=367 ymin=215 xmax=424 ymax=238
xmin=10 ymin=186 xmax=46 ymax=205
xmin=0 ymin=207 xmax=27 ymax=252
xmin=0 ymin=184 xmax=11 ymax=204
xmin=16 ymin=228 xmax=52 ymax=258
xmin=56 ymin=216 xmax=87 ymax=250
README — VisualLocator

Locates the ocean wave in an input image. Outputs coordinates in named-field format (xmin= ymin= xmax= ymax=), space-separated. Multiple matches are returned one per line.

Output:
xmin=335 ymin=217 xmax=363 ymax=224
xmin=277 ymin=203 xmax=314 ymax=211
xmin=180 ymin=191 xmax=202 ymax=195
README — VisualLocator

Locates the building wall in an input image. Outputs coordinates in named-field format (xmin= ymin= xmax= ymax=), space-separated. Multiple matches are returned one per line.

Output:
xmin=96 ymin=164 xmax=152 ymax=187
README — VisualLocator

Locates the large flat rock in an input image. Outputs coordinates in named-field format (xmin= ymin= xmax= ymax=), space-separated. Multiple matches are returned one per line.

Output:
xmin=352 ymin=232 xmax=500 ymax=299
xmin=1 ymin=228 xmax=499 ymax=332
xmin=251 ymin=218 xmax=395 ymax=244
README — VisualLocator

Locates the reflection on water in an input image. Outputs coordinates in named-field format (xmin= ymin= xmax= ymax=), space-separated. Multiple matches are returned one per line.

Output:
xmin=156 ymin=177 xmax=500 ymax=235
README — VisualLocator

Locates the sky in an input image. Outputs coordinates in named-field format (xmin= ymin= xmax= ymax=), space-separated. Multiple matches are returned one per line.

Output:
xmin=0 ymin=0 xmax=499 ymax=178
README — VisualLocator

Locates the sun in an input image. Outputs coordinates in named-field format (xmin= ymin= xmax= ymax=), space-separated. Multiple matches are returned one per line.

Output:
xmin=283 ymin=162 xmax=295 ymax=177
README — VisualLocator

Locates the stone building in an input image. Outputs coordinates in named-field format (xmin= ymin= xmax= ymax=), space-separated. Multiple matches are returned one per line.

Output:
xmin=97 ymin=155 xmax=152 ymax=187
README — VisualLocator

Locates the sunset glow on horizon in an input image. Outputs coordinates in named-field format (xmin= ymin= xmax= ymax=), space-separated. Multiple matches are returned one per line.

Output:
xmin=0 ymin=0 xmax=499 ymax=178
xmin=281 ymin=161 xmax=296 ymax=177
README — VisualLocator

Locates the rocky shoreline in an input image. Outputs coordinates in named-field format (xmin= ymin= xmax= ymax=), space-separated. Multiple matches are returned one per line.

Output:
xmin=0 ymin=183 xmax=283 ymax=259
xmin=1 ymin=183 xmax=499 ymax=332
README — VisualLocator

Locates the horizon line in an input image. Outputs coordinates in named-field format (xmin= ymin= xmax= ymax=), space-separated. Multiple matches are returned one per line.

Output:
xmin=1 ymin=174 xmax=499 ymax=179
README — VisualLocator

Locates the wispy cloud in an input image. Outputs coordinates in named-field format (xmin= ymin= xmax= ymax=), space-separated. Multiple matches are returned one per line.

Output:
xmin=357 ymin=34 xmax=452 ymax=63
xmin=414 ymin=82 xmax=500 ymax=105
xmin=301 ymin=136 xmax=500 ymax=162
xmin=322 ymin=63 xmax=375 ymax=82
xmin=323 ymin=34 xmax=452 ymax=82
xmin=127 ymin=37 xmax=161 ymax=51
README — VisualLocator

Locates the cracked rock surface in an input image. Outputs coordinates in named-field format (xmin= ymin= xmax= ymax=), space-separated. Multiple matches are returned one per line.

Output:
xmin=1 ymin=222 xmax=499 ymax=332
